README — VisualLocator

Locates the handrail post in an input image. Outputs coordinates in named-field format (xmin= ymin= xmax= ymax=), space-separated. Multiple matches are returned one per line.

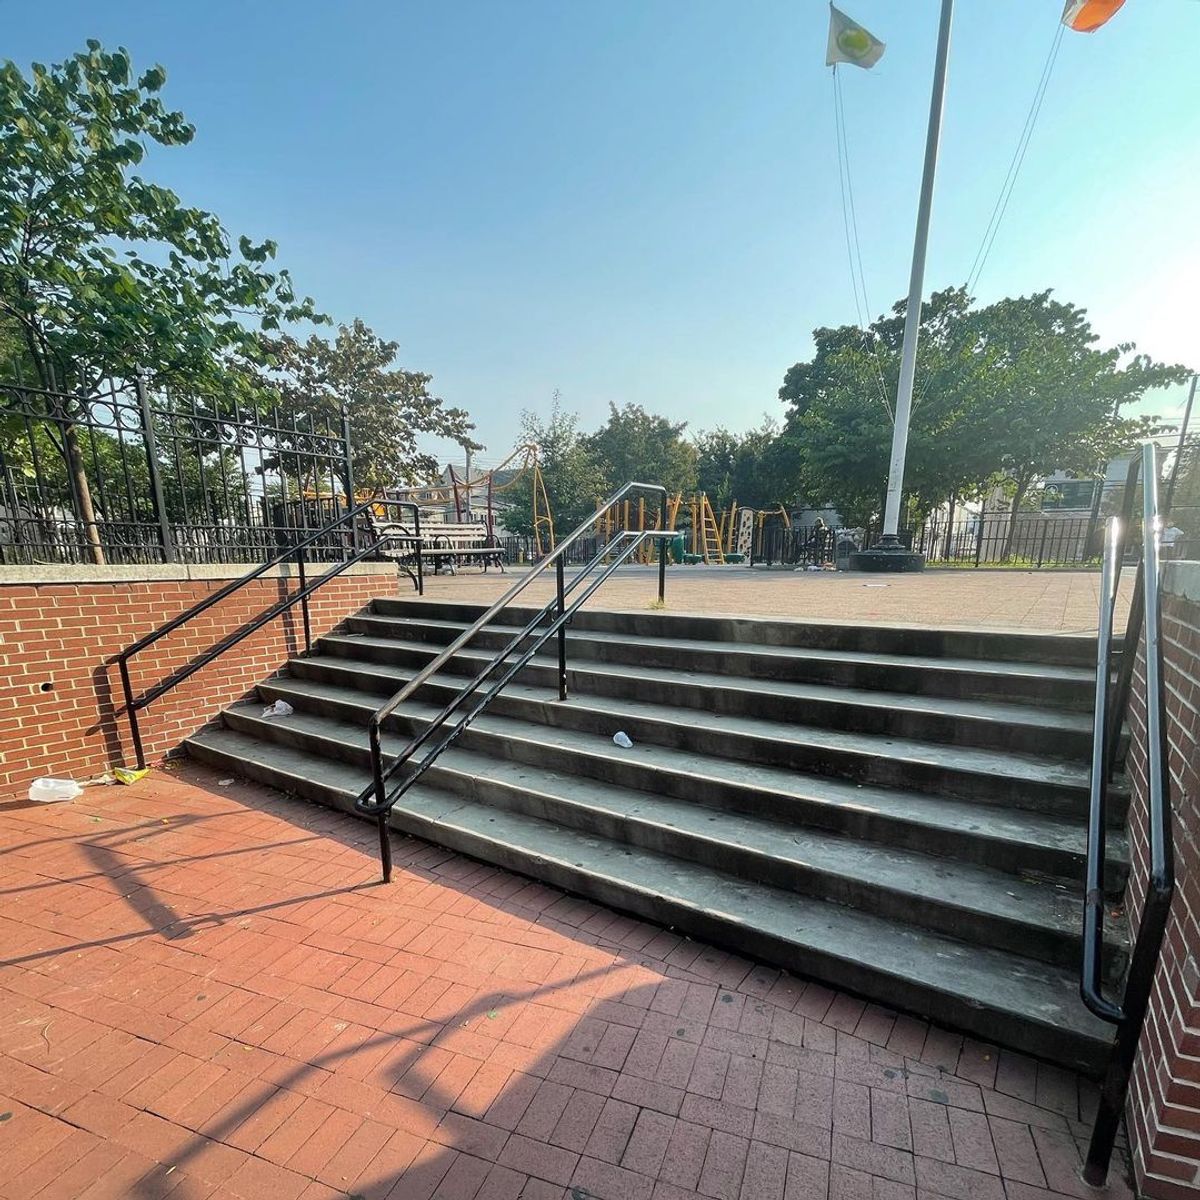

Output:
xmin=658 ymin=493 xmax=668 ymax=602
xmin=118 ymin=657 xmax=146 ymax=771
xmin=556 ymin=554 xmax=568 ymax=701
xmin=377 ymin=813 xmax=393 ymax=885
xmin=296 ymin=543 xmax=311 ymax=653
xmin=415 ymin=507 xmax=424 ymax=596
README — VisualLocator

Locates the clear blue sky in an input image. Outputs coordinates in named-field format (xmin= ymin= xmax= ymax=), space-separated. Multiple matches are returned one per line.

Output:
xmin=7 ymin=1 xmax=1199 ymax=466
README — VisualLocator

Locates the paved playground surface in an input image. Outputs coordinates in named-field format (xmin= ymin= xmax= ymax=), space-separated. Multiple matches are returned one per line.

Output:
xmin=415 ymin=565 xmax=1132 ymax=634
xmin=0 ymin=765 xmax=1131 ymax=1200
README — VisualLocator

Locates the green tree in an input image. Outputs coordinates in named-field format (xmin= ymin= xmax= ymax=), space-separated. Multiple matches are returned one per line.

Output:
xmin=778 ymin=288 xmax=1188 ymax=530
xmin=586 ymin=402 xmax=698 ymax=495
xmin=695 ymin=417 xmax=782 ymax=509
xmin=778 ymin=288 xmax=989 ymax=525
xmin=263 ymin=319 xmax=478 ymax=493
xmin=502 ymin=398 xmax=604 ymax=537
xmin=0 ymin=42 xmax=320 ymax=560
xmin=961 ymin=292 xmax=1183 ymax=553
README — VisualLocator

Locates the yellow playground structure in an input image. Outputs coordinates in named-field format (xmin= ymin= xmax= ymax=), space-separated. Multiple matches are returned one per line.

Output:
xmin=592 ymin=493 xmax=793 ymax=564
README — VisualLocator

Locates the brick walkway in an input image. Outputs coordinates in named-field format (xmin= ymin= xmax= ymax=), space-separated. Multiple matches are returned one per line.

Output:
xmin=0 ymin=767 xmax=1131 ymax=1200
xmin=414 ymin=566 xmax=1132 ymax=634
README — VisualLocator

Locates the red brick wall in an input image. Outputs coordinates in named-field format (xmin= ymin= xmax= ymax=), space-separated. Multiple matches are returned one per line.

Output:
xmin=0 ymin=565 xmax=395 ymax=799
xmin=1125 ymin=564 xmax=1200 ymax=1198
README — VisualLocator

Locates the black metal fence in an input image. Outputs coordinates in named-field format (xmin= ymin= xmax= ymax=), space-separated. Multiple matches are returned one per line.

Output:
xmin=0 ymin=376 xmax=355 ymax=566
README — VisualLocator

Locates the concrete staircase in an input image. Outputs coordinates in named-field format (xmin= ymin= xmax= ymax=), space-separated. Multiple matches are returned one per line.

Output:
xmin=186 ymin=598 xmax=1126 ymax=1072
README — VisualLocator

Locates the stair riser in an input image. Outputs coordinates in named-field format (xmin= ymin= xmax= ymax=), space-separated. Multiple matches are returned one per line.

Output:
xmin=352 ymin=616 xmax=1097 ymax=710
xmin=283 ymin=660 xmax=1110 ymax=818
xmin=256 ymin=677 xmax=1129 ymax=886
xmin=221 ymin=706 xmax=1128 ymax=980
xmin=182 ymin=731 xmax=1106 ymax=1076
xmin=321 ymin=637 xmax=1092 ymax=761
xmin=371 ymin=598 xmax=1107 ymax=667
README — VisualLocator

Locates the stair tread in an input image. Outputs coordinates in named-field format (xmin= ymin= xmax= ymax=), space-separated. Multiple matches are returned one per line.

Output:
xmin=291 ymin=652 xmax=1096 ymax=790
xmin=329 ymin=632 xmax=1092 ymax=734
xmin=356 ymin=613 xmax=1097 ymax=685
xmin=185 ymin=723 xmax=1115 ymax=1053
xmin=223 ymin=701 xmax=1124 ymax=949
xmin=260 ymin=674 xmax=1126 ymax=863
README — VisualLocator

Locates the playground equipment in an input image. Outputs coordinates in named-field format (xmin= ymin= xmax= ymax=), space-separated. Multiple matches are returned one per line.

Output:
xmin=692 ymin=494 xmax=725 ymax=563
xmin=378 ymin=443 xmax=556 ymax=557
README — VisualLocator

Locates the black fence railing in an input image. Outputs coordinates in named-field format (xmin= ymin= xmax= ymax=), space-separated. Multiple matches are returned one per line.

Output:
xmin=1 ymin=376 xmax=355 ymax=566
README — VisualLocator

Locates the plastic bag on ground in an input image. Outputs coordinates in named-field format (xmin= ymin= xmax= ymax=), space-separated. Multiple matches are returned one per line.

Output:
xmin=262 ymin=700 xmax=294 ymax=719
xmin=29 ymin=777 xmax=81 ymax=803
xmin=613 ymin=731 xmax=633 ymax=749
xmin=113 ymin=766 xmax=149 ymax=785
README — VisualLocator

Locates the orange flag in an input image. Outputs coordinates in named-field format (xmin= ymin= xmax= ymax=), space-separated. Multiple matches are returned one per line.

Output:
xmin=1062 ymin=0 xmax=1126 ymax=32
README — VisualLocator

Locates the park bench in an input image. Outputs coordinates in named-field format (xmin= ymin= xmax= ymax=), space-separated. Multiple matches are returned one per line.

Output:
xmin=369 ymin=513 xmax=505 ymax=575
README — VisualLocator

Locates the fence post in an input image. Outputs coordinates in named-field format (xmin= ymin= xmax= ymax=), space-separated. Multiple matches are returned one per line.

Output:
xmin=341 ymin=404 xmax=358 ymax=552
xmin=1036 ymin=518 xmax=1049 ymax=569
xmin=974 ymin=506 xmax=985 ymax=568
xmin=134 ymin=370 xmax=175 ymax=564
xmin=943 ymin=495 xmax=955 ymax=561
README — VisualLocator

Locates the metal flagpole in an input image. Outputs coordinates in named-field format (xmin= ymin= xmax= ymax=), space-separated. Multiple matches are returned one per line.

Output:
xmin=856 ymin=0 xmax=954 ymax=570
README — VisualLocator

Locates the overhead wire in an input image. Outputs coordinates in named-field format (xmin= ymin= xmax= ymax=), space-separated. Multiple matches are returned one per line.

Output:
xmin=832 ymin=65 xmax=893 ymax=419
xmin=910 ymin=16 xmax=1066 ymax=414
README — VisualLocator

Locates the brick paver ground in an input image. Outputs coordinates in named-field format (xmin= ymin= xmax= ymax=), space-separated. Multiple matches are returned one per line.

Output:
xmin=0 ymin=766 xmax=1132 ymax=1200
xmin=413 ymin=565 xmax=1133 ymax=634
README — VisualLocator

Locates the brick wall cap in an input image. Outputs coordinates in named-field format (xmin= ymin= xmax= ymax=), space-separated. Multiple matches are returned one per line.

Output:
xmin=0 ymin=561 xmax=397 ymax=587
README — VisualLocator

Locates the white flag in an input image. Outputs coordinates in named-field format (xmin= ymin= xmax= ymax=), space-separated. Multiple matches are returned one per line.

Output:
xmin=827 ymin=4 xmax=885 ymax=69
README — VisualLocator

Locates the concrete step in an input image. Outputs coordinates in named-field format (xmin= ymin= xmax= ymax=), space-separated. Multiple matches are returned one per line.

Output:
xmin=323 ymin=630 xmax=1095 ymax=761
xmin=352 ymin=611 xmax=1099 ymax=710
xmin=371 ymin=597 xmax=1109 ymax=668
xmin=184 ymin=723 xmax=1118 ymax=1074
xmin=219 ymin=700 xmax=1129 ymax=980
xmin=257 ymin=674 xmax=1129 ymax=886
xmin=284 ymin=652 xmax=1121 ymax=820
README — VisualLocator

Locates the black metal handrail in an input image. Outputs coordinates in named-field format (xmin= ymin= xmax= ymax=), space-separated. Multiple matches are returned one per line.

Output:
xmin=354 ymin=482 xmax=672 ymax=882
xmin=1080 ymin=441 xmax=1175 ymax=1186
xmin=116 ymin=498 xmax=423 ymax=770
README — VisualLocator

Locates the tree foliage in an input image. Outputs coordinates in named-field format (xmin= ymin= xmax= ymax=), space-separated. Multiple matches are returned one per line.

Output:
xmin=263 ymin=319 xmax=478 ymax=492
xmin=585 ymin=402 xmax=697 ymax=496
xmin=0 ymin=42 xmax=324 ymax=562
xmin=0 ymin=42 xmax=320 ymax=394
xmin=501 ymin=398 xmax=605 ymax=537
xmin=694 ymin=417 xmax=782 ymax=509
xmin=778 ymin=288 xmax=1188 ymax=526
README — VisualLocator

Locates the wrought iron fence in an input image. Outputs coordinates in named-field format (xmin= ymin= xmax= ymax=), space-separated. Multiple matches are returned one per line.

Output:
xmin=0 ymin=376 xmax=355 ymax=566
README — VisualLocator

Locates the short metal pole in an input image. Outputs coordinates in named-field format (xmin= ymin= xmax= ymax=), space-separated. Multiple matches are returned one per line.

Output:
xmin=556 ymin=554 xmax=568 ymax=701
xmin=415 ymin=507 xmax=424 ymax=595
xmin=377 ymin=812 xmax=393 ymax=884
xmin=658 ymin=496 xmax=668 ymax=602
xmin=134 ymin=370 xmax=175 ymax=564
xmin=118 ymin=658 xmax=147 ymax=770
xmin=296 ymin=544 xmax=311 ymax=653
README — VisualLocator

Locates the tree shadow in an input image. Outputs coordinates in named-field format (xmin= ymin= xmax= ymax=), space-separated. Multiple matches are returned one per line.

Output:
xmin=2 ymin=762 xmax=1122 ymax=1200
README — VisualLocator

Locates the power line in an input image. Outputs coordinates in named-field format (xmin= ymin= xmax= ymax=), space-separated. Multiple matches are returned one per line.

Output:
xmin=965 ymin=20 xmax=1065 ymax=295
xmin=832 ymin=66 xmax=893 ymax=419
xmin=910 ymin=17 xmax=1064 ymax=416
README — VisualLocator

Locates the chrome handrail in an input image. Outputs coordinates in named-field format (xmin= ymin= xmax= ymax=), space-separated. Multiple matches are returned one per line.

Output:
xmin=1081 ymin=442 xmax=1176 ymax=1186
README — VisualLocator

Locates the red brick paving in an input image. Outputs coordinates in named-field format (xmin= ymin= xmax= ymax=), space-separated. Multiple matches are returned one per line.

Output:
xmin=0 ymin=764 xmax=1133 ymax=1200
